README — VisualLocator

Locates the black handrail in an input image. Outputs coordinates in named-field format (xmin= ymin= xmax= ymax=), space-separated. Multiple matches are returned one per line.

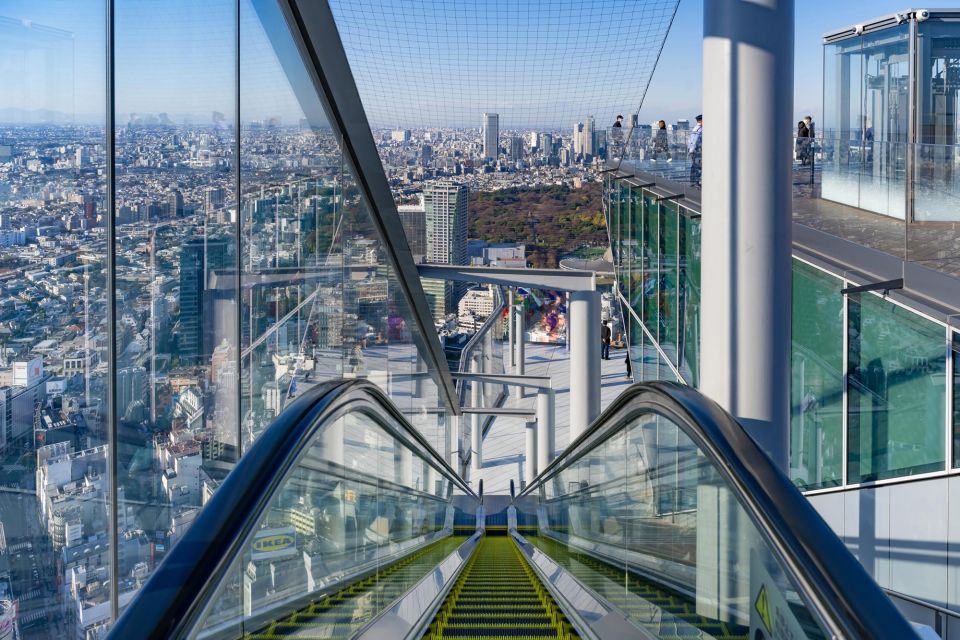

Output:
xmin=108 ymin=379 xmax=475 ymax=640
xmin=518 ymin=381 xmax=917 ymax=640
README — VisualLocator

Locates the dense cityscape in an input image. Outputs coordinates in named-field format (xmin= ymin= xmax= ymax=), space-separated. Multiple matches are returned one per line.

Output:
xmin=0 ymin=110 xmax=692 ymax=638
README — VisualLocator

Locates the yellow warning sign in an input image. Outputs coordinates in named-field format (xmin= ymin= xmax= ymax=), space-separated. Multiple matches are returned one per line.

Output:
xmin=754 ymin=585 xmax=772 ymax=634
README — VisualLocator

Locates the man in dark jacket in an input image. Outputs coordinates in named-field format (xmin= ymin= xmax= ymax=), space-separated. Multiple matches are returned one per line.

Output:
xmin=601 ymin=320 xmax=611 ymax=360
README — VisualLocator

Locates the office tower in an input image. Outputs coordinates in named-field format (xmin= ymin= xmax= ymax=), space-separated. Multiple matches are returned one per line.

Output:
xmin=424 ymin=181 xmax=469 ymax=320
xmin=204 ymin=187 xmax=225 ymax=214
xmin=482 ymin=112 xmax=499 ymax=160
xmin=117 ymin=366 xmax=147 ymax=420
xmin=391 ymin=129 xmax=411 ymax=142
xmin=629 ymin=113 xmax=638 ymax=128
xmin=169 ymin=190 xmax=184 ymax=218
xmin=509 ymin=136 xmax=523 ymax=160
xmin=398 ymin=197 xmax=427 ymax=257
xmin=573 ymin=122 xmax=584 ymax=156
xmin=584 ymin=116 xmax=596 ymax=156
xmin=179 ymin=237 xmax=229 ymax=366
xmin=540 ymin=133 xmax=553 ymax=158
xmin=82 ymin=195 xmax=97 ymax=226
xmin=75 ymin=147 xmax=89 ymax=169
xmin=421 ymin=144 xmax=433 ymax=166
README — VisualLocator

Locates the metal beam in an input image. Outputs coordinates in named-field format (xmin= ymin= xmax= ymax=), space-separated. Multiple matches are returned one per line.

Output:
xmin=450 ymin=373 xmax=551 ymax=388
xmin=460 ymin=407 xmax=536 ymax=418
xmin=417 ymin=264 xmax=596 ymax=292
xmin=278 ymin=0 xmax=460 ymax=416
xmin=841 ymin=278 xmax=904 ymax=296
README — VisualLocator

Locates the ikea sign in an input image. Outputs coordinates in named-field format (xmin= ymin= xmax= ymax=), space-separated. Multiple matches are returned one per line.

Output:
xmin=251 ymin=527 xmax=298 ymax=561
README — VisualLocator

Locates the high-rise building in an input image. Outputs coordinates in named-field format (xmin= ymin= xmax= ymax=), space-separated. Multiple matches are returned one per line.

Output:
xmin=169 ymin=190 xmax=184 ymax=218
xmin=573 ymin=122 xmax=584 ymax=156
xmin=482 ymin=113 xmax=499 ymax=160
xmin=583 ymin=116 xmax=596 ymax=157
xmin=82 ymin=195 xmax=97 ymax=225
xmin=204 ymin=187 xmax=225 ymax=215
xmin=424 ymin=181 xmax=469 ymax=320
xmin=397 ymin=197 xmax=427 ymax=257
xmin=179 ymin=237 xmax=230 ymax=366
xmin=391 ymin=129 xmax=411 ymax=142
xmin=421 ymin=144 xmax=433 ymax=166
xmin=509 ymin=136 xmax=523 ymax=160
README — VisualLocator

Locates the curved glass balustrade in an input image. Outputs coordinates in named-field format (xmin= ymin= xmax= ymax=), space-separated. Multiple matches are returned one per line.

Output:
xmin=108 ymin=379 xmax=478 ymax=639
xmin=513 ymin=382 xmax=917 ymax=640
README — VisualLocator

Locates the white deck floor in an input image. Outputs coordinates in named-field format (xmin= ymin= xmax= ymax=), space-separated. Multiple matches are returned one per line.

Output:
xmin=469 ymin=342 xmax=633 ymax=495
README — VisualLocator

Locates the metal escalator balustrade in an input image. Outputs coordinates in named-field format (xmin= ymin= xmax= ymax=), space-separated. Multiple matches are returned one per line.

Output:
xmin=511 ymin=381 xmax=919 ymax=640
xmin=109 ymin=379 xmax=479 ymax=640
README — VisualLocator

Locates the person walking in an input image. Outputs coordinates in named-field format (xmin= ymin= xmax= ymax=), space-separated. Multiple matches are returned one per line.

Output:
xmin=654 ymin=119 xmax=669 ymax=161
xmin=624 ymin=351 xmax=632 ymax=378
xmin=601 ymin=320 xmax=611 ymax=360
xmin=796 ymin=120 xmax=810 ymax=165
xmin=688 ymin=114 xmax=703 ymax=187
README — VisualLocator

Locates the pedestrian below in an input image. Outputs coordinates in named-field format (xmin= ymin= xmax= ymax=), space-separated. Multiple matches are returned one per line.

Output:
xmin=654 ymin=119 xmax=669 ymax=161
xmin=688 ymin=114 xmax=703 ymax=187
xmin=601 ymin=320 xmax=611 ymax=360
xmin=796 ymin=120 xmax=810 ymax=165
xmin=624 ymin=351 xmax=632 ymax=378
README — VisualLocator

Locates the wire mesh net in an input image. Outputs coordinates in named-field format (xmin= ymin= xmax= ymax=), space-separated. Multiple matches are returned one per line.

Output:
xmin=329 ymin=0 xmax=679 ymax=133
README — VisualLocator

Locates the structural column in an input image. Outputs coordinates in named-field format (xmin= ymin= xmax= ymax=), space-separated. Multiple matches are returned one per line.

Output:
xmin=536 ymin=388 xmax=555 ymax=473
xmin=450 ymin=414 xmax=460 ymax=470
xmin=470 ymin=355 xmax=482 ymax=472
xmin=508 ymin=287 xmax=516 ymax=368
xmin=569 ymin=289 xmax=601 ymax=440
xmin=514 ymin=305 xmax=525 ymax=377
xmin=524 ymin=420 xmax=537 ymax=487
xmin=701 ymin=0 xmax=793 ymax=469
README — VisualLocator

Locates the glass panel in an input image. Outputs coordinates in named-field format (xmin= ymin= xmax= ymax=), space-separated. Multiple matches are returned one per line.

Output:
xmin=641 ymin=190 xmax=659 ymax=340
xmin=953 ymin=332 xmax=960 ymax=468
xmin=618 ymin=183 xmax=630 ymax=298
xmin=659 ymin=201 xmax=679 ymax=365
xmin=240 ymin=0 xmax=342 ymax=449
xmin=679 ymin=211 xmax=700 ymax=387
xmin=114 ymin=0 xmax=238 ymax=622
xmin=522 ymin=411 xmax=831 ymax=639
xmin=821 ymin=36 xmax=865 ymax=213
xmin=790 ymin=262 xmax=844 ymax=490
xmin=0 ymin=3 xmax=108 ymax=637
xmin=847 ymin=293 xmax=947 ymax=483
xmin=196 ymin=411 xmax=458 ymax=637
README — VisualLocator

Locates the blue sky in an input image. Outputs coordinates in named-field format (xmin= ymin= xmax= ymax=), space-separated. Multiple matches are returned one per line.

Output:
xmin=2 ymin=1 xmax=959 ymax=127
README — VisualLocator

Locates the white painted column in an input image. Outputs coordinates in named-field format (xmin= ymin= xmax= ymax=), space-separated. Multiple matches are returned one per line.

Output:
xmin=524 ymin=419 xmax=537 ymax=486
xmin=450 ymin=414 xmax=460 ymax=470
xmin=701 ymin=0 xmax=793 ymax=469
xmin=536 ymin=388 xmax=555 ymax=473
xmin=508 ymin=287 xmax=516 ymax=368
xmin=569 ymin=289 xmax=601 ymax=440
xmin=515 ymin=305 xmax=525 ymax=377
xmin=470 ymin=355 xmax=482 ymax=472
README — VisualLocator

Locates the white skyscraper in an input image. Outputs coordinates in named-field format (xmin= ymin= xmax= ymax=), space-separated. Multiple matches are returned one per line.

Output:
xmin=573 ymin=122 xmax=585 ymax=156
xmin=584 ymin=116 xmax=596 ymax=156
xmin=482 ymin=112 xmax=499 ymax=160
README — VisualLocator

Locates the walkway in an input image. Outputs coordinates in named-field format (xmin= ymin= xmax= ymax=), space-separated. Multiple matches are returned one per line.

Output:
xmin=470 ymin=342 xmax=631 ymax=495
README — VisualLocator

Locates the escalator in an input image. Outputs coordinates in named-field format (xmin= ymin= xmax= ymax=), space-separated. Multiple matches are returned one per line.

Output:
xmin=109 ymin=380 xmax=920 ymax=640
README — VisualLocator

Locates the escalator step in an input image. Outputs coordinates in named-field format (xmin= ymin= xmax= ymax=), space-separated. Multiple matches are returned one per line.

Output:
xmin=426 ymin=537 xmax=579 ymax=640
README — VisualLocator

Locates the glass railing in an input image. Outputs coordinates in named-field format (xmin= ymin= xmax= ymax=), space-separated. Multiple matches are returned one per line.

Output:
xmin=512 ymin=381 xmax=918 ymax=639
xmin=454 ymin=287 xmax=507 ymax=469
xmin=605 ymin=148 xmax=960 ymax=494
xmin=108 ymin=379 xmax=478 ymax=639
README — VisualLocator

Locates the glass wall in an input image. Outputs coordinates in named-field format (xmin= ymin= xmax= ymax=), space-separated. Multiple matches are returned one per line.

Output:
xmin=847 ymin=292 xmax=946 ymax=483
xmin=790 ymin=262 xmax=844 ymax=490
xmin=0 ymin=2 xmax=108 ymax=637
xmin=0 ymin=1 xmax=454 ymax=636
xmin=606 ymin=174 xmax=956 ymax=492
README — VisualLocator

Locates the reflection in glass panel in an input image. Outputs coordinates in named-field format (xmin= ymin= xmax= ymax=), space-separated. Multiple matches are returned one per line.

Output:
xmin=790 ymin=262 xmax=844 ymax=490
xmin=114 ymin=0 xmax=239 ymax=621
xmin=522 ymin=412 xmax=829 ymax=639
xmin=659 ymin=201 xmax=679 ymax=363
xmin=847 ymin=293 xmax=946 ymax=483
xmin=197 ymin=411 xmax=456 ymax=636
xmin=641 ymin=191 xmax=659 ymax=339
xmin=679 ymin=211 xmax=700 ymax=387
xmin=0 ymin=3 xmax=108 ymax=637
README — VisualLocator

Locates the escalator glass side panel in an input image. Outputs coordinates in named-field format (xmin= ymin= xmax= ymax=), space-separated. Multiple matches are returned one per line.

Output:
xmin=193 ymin=410 xmax=461 ymax=638
xmin=517 ymin=410 xmax=832 ymax=640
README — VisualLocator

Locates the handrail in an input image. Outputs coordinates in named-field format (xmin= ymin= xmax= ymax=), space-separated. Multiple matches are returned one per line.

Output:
xmin=519 ymin=381 xmax=917 ymax=640
xmin=457 ymin=285 xmax=505 ymax=383
xmin=108 ymin=379 xmax=476 ymax=640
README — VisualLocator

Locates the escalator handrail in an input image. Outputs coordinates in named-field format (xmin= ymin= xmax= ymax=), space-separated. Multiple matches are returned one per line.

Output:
xmin=518 ymin=381 xmax=916 ymax=640
xmin=108 ymin=378 xmax=475 ymax=640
